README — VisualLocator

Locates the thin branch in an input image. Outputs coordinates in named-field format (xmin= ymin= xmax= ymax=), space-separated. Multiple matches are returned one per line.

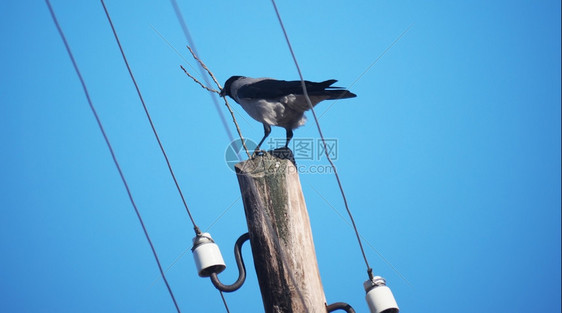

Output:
xmin=183 ymin=45 xmax=251 ymax=158
xmin=180 ymin=65 xmax=219 ymax=93
xmin=186 ymin=45 xmax=222 ymax=89
xmin=220 ymin=96 xmax=251 ymax=157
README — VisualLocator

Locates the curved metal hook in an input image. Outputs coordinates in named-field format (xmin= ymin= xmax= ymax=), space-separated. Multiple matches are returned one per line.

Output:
xmin=326 ymin=302 xmax=356 ymax=313
xmin=210 ymin=232 xmax=250 ymax=292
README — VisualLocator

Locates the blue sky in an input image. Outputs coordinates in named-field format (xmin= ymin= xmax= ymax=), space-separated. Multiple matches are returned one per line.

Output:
xmin=1 ymin=1 xmax=560 ymax=312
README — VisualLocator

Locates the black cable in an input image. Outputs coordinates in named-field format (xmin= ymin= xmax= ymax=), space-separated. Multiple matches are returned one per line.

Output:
xmin=100 ymin=0 xmax=201 ymax=235
xmin=270 ymin=0 xmax=373 ymax=275
xmin=210 ymin=233 xmax=250 ymax=292
xmin=219 ymin=291 xmax=231 ymax=313
xmin=44 ymin=1 xmax=181 ymax=312
xmin=326 ymin=302 xmax=356 ymax=313
xmin=101 ymin=0 xmax=201 ymax=234
xmin=169 ymin=3 xmax=244 ymax=312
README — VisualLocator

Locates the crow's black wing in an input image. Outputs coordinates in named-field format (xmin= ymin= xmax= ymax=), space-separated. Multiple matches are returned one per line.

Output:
xmin=237 ymin=79 xmax=340 ymax=99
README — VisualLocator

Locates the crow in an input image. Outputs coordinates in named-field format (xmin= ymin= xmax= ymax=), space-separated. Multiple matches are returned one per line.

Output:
xmin=220 ymin=76 xmax=356 ymax=152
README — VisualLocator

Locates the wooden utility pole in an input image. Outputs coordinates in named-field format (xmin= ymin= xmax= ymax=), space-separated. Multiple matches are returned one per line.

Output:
xmin=235 ymin=151 xmax=327 ymax=313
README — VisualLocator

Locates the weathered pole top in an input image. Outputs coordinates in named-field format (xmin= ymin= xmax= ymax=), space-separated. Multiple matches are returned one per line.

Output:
xmin=235 ymin=148 xmax=296 ymax=177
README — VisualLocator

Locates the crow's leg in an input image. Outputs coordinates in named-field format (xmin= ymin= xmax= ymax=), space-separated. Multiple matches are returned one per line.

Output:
xmin=285 ymin=128 xmax=294 ymax=148
xmin=254 ymin=124 xmax=271 ymax=155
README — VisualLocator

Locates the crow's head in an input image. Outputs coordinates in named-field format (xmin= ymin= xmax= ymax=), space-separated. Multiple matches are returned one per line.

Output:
xmin=220 ymin=76 xmax=244 ymax=97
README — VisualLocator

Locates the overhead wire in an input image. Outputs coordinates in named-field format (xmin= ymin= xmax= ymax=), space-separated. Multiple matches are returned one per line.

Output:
xmin=169 ymin=1 xmax=242 ymax=312
xmin=44 ymin=1 xmax=181 ymax=312
xmin=100 ymin=0 xmax=201 ymax=235
xmin=103 ymin=2 xmax=236 ymax=309
xmin=219 ymin=291 xmax=231 ymax=313
xmin=308 ymin=184 xmax=413 ymax=287
xmin=169 ymin=0 xmax=246 ymax=161
xmin=270 ymin=0 xmax=374 ymax=277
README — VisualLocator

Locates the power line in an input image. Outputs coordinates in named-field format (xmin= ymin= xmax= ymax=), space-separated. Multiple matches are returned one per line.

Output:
xmin=44 ymin=1 xmax=181 ymax=312
xmin=219 ymin=291 xmax=231 ymax=313
xmin=308 ymin=184 xmax=413 ymax=287
xmin=169 ymin=0 xmax=243 ymax=161
xmin=270 ymin=0 xmax=373 ymax=276
xmin=169 ymin=2 xmax=239 ymax=312
xmin=100 ymin=0 xmax=201 ymax=235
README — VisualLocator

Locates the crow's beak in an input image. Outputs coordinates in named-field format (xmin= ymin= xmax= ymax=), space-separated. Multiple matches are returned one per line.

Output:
xmin=219 ymin=88 xmax=226 ymax=97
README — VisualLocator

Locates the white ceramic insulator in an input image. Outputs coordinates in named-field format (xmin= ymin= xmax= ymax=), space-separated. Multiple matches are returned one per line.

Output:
xmin=192 ymin=233 xmax=226 ymax=277
xmin=365 ymin=284 xmax=399 ymax=313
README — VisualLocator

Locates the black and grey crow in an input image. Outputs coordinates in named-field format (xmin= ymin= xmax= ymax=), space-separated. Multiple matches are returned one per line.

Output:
xmin=220 ymin=76 xmax=356 ymax=152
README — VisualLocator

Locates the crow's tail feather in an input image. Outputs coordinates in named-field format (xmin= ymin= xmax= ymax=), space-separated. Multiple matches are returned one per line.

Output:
xmin=310 ymin=89 xmax=357 ymax=100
